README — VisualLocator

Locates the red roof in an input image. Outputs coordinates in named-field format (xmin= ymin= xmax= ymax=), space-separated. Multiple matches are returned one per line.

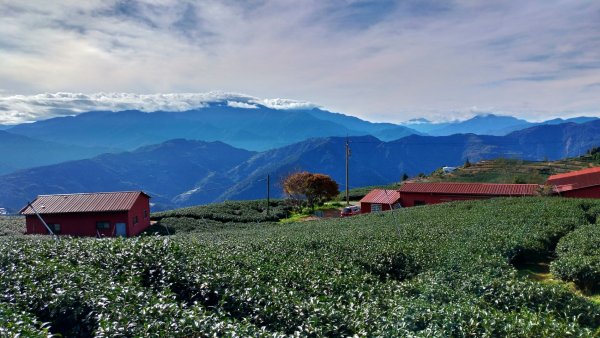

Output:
xmin=20 ymin=191 xmax=150 ymax=215
xmin=360 ymin=189 xmax=401 ymax=204
xmin=546 ymin=167 xmax=600 ymax=192
xmin=399 ymin=182 xmax=539 ymax=196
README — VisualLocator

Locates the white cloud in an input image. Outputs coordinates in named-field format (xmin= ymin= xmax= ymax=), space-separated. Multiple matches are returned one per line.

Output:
xmin=259 ymin=98 xmax=318 ymax=110
xmin=226 ymin=100 xmax=258 ymax=109
xmin=1 ymin=1 xmax=600 ymax=123
xmin=0 ymin=91 xmax=320 ymax=124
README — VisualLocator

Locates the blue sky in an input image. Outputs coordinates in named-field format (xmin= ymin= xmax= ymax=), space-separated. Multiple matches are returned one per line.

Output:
xmin=1 ymin=0 xmax=600 ymax=124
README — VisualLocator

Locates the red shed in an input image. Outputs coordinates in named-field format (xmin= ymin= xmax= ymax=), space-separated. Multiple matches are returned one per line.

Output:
xmin=20 ymin=191 xmax=151 ymax=237
xmin=359 ymin=189 xmax=401 ymax=213
xmin=547 ymin=167 xmax=600 ymax=198
xmin=399 ymin=182 xmax=539 ymax=207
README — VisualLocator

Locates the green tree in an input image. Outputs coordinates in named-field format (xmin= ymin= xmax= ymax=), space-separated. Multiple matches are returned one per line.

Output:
xmin=283 ymin=172 xmax=339 ymax=211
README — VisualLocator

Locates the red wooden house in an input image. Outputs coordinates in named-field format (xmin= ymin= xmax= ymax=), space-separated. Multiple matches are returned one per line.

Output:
xmin=20 ymin=191 xmax=151 ymax=237
xmin=359 ymin=189 xmax=401 ymax=213
xmin=398 ymin=182 xmax=539 ymax=207
xmin=546 ymin=167 xmax=600 ymax=198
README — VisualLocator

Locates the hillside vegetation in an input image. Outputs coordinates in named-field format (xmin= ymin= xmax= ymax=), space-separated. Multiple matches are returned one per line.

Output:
xmin=340 ymin=154 xmax=600 ymax=201
xmin=0 ymin=216 xmax=25 ymax=236
xmin=1 ymin=197 xmax=600 ymax=336
xmin=429 ymin=154 xmax=600 ymax=184
xmin=148 ymin=200 xmax=292 ymax=234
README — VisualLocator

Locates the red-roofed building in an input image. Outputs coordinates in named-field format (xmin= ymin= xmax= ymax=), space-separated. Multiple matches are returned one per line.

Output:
xmin=359 ymin=189 xmax=401 ymax=213
xmin=546 ymin=167 xmax=600 ymax=198
xmin=20 ymin=191 xmax=151 ymax=237
xmin=398 ymin=182 xmax=539 ymax=207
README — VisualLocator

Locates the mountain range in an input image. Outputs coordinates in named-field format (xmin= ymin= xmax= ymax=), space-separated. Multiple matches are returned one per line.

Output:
xmin=0 ymin=130 xmax=114 ymax=175
xmin=401 ymin=114 xmax=598 ymax=136
xmin=2 ymin=120 xmax=600 ymax=212
xmin=5 ymin=102 xmax=417 ymax=152
xmin=2 ymin=102 xmax=596 ymax=177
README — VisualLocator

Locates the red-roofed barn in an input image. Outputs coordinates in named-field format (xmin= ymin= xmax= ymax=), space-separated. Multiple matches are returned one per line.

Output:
xmin=20 ymin=191 xmax=151 ymax=237
xmin=359 ymin=189 xmax=401 ymax=213
xmin=546 ymin=167 xmax=600 ymax=198
xmin=398 ymin=182 xmax=539 ymax=207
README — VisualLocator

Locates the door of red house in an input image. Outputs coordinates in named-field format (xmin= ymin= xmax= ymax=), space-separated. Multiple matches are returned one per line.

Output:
xmin=116 ymin=223 xmax=127 ymax=237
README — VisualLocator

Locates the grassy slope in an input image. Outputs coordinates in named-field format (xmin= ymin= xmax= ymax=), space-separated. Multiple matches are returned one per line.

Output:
xmin=2 ymin=197 xmax=600 ymax=336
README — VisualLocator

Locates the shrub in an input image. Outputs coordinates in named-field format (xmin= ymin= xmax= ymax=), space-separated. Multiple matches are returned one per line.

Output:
xmin=0 ymin=216 xmax=26 ymax=236
xmin=551 ymin=223 xmax=600 ymax=292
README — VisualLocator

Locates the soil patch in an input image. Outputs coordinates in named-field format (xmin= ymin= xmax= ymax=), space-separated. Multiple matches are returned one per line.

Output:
xmin=302 ymin=209 xmax=341 ymax=221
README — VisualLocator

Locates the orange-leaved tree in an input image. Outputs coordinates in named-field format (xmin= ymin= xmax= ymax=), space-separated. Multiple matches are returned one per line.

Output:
xmin=282 ymin=172 xmax=339 ymax=210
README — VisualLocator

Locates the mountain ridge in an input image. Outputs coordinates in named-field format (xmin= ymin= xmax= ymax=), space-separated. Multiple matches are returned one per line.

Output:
xmin=0 ymin=130 xmax=117 ymax=175
xmin=5 ymin=104 xmax=419 ymax=152
xmin=402 ymin=113 xmax=599 ymax=136
xmin=2 ymin=120 xmax=600 ymax=212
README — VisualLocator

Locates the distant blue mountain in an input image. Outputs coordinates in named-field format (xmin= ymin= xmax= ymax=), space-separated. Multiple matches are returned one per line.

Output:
xmin=429 ymin=114 xmax=530 ymax=136
xmin=402 ymin=113 xmax=598 ymax=136
xmin=2 ymin=120 xmax=600 ymax=212
xmin=6 ymin=103 xmax=419 ymax=151
xmin=0 ymin=130 xmax=116 ymax=175
xmin=542 ymin=116 xmax=599 ymax=125
xmin=0 ymin=139 xmax=255 ymax=212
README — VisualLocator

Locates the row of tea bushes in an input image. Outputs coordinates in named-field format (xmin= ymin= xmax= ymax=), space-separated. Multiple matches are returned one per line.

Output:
xmin=2 ymin=197 xmax=600 ymax=336
xmin=552 ymin=223 xmax=600 ymax=292
xmin=148 ymin=200 xmax=293 ymax=234
xmin=0 ymin=216 xmax=25 ymax=236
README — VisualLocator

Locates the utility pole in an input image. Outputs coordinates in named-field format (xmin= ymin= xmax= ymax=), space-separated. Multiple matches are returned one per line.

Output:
xmin=345 ymin=137 xmax=350 ymax=205
xmin=267 ymin=174 xmax=270 ymax=216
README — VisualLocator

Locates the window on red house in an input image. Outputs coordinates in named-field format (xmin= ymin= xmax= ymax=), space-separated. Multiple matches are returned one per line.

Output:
xmin=48 ymin=223 xmax=61 ymax=234
xmin=96 ymin=221 xmax=110 ymax=230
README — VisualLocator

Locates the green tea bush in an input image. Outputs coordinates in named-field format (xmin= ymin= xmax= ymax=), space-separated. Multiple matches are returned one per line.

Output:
xmin=2 ymin=197 xmax=600 ymax=336
xmin=552 ymin=223 xmax=600 ymax=292
xmin=152 ymin=200 xmax=291 ymax=222
xmin=0 ymin=302 xmax=52 ymax=337
xmin=150 ymin=200 xmax=292 ymax=234
xmin=0 ymin=216 xmax=26 ymax=236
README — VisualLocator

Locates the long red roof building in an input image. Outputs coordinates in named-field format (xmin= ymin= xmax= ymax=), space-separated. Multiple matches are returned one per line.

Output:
xmin=357 ymin=165 xmax=600 ymax=213
xmin=546 ymin=166 xmax=600 ymax=198
xmin=398 ymin=182 xmax=539 ymax=207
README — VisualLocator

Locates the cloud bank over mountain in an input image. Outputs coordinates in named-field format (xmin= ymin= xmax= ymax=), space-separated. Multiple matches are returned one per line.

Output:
xmin=1 ymin=1 xmax=600 ymax=123
xmin=0 ymin=92 xmax=319 ymax=124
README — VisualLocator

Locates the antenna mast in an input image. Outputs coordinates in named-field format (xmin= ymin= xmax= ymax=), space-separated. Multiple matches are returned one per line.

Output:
xmin=345 ymin=137 xmax=350 ymax=205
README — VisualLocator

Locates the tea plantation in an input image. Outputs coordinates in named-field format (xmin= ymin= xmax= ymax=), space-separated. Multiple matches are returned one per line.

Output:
xmin=0 ymin=216 xmax=26 ymax=236
xmin=1 ymin=197 xmax=600 ymax=336
xmin=148 ymin=199 xmax=292 ymax=234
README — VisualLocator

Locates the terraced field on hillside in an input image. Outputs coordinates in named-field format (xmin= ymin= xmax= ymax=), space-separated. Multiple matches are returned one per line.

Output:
xmin=431 ymin=156 xmax=600 ymax=184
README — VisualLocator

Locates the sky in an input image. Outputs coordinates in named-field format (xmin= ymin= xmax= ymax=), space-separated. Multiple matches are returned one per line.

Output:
xmin=1 ymin=0 xmax=600 ymax=125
